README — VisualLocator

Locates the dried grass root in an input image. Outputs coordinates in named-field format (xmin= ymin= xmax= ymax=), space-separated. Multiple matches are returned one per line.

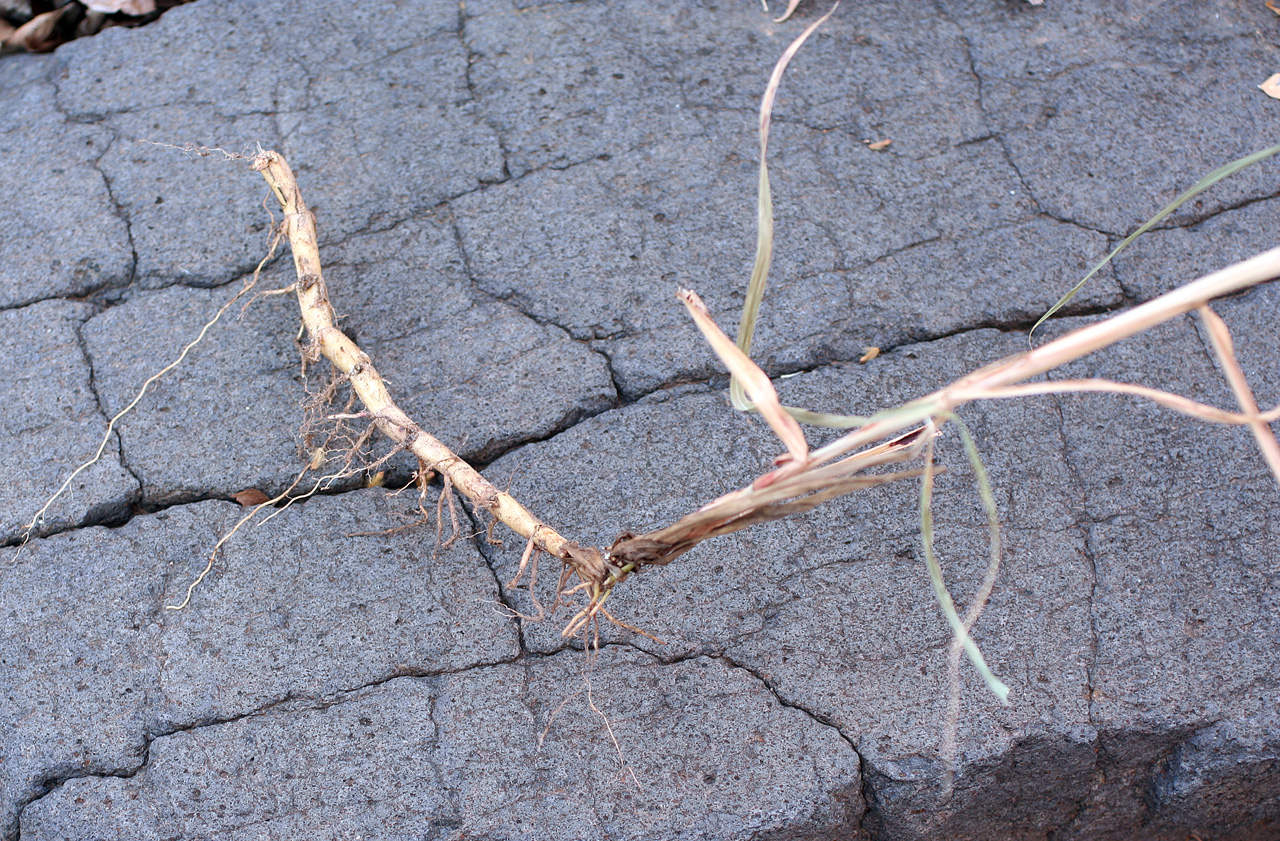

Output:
xmin=250 ymin=151 xmax=613 ymax=610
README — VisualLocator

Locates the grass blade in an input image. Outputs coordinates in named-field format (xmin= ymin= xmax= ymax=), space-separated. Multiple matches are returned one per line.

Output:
xmin=731 ymin=2 xmax=839 ymax=412
xmin=919 ymin=426 xmax=1010 ymax=704
xmin=1031 ymin=141 xmax=1280 ymax=336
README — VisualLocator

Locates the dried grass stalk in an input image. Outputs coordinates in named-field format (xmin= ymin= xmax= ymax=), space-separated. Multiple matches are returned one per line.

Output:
xmin=249 ymin=148 xmax=1280 ymax=641
xmin=616 ymin=247 xmax=1280 ymax=571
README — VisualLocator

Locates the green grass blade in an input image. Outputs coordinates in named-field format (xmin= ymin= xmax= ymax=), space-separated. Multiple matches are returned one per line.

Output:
xmin=781 ymin=405 xmax=870 ymax=427
xmin=731 ymin=161 xmax=773 ymax=411
xmin=1031 ymin=141 xmax=1280 ymax=337
xmin=919 ymin=428 xmax=1011 ymax=704
xmin=948 ymin=414 xmax=1003 ymax=632
xmin=730 ymin=3 xmax=839 ymax=412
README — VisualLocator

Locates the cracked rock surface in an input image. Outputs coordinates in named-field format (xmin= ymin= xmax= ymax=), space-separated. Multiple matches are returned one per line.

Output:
xmin=0 ymin=301 xmax=138 ymax=543
xmin=1 ymin=0 xmax=1277 ymax=839
xmin=21 ymin=650 xmax=862 ymax=841
xmin=0 ymin=58 xmax=132 ymax=309
xmin=2 ymin=491 xmax=518 ymax=838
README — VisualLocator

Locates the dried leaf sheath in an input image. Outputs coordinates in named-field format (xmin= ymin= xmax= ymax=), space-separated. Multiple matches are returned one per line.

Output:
xmin=251 ymin=151 xmax=609 ymax=586
xmin=609 ymin=427 xmax=930 ymax=568
xmin=678 ymin=288 xmax=808 ymax=485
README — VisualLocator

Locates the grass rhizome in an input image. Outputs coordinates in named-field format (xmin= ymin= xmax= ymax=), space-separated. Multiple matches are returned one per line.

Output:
xmin=23 ymin=2 xmax=1280 ymax=798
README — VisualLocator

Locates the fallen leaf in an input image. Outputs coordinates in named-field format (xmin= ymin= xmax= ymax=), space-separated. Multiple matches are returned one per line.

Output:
xmin=1259 ymin=73 xmax=1280 ymax=99
xmin=868 ymin=138 xmax=892 ymax=151
xmin=4 ymin=6 xmax=69 ymax=53
xmin=859 ymin=346 xmax=881 ymax=363
xmin=83 ymin=0 xmax=157 ymax=14
xmin=232 ymin=488 xmax=271 ymax=507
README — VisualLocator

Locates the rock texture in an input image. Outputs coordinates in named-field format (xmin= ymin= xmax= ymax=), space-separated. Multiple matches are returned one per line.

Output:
xmin=1 ymin=0 xmax=1276 ymax=839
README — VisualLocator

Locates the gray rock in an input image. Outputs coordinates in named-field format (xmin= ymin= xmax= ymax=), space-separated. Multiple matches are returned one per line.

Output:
xmin=81 ymin=283 xmax=313 ymax=507
xmin=84 ymin=107 xmax=284 ymax=288
xmin=323 ymin=214 xmax=617 ymax=466
xmin=150 ymin=491 xmax=521 ymax=729
xmin=0 ymin=57 xmax=131 ymax=309
xmin=1049 ymin=308 xmax=1280 ymax=840
xmin=1211 ymin=280 xmax=1279 ymax=412
xmin=454 ymin=121 xmax=1091 ymax=398
xmin=483 ymin=328 xmax=1096 ymax=838
xmin=3 ymin=0 xmax=1278 ymax=837
xmin=463 ymin=0 xmax=988 ymax=178
xmin=52 ymin=0 xmax=504 ymax=288
xmin=1 ymin=490 xmax=516 ymax=841
xmin=946 ymin=0 xmax=1280 ymax=234
xmin=0 ymin=504 xmax=186 ymax=841
xmin=604 ymin=214 xmax=1124 ymax=397
xmin=21 ymin=650 xmax=862 ymax=841
xmin=0 ymin=300 xmax=138 ymax=544
xmin=1114 ymin=198 xmax=1280 ymax=303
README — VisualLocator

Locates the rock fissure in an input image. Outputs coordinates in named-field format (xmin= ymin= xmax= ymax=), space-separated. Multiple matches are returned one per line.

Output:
xmin=717 ymin=653 xmax=875 ymax=834
xmin=7 ymin=299 xmax=1180 ymax=550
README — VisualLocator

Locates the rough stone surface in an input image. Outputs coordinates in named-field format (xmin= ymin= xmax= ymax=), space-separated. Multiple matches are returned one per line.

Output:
xmin=483 ymin=328 xmax=1099 ymax=838
xmin=21 ymin=651 xmax=862 ymax=841
xmin=453 ymin=113 xmax=1124 ymax=398
xmin=0 ymin=300 xmax=138 ymax=545
xmin=1047 ymin=305 xmax=1280 ymax=840
xmin=1115 ymin=197 xmax=1280 ymax=303
xmin=1 ymin=490 xmax=517 ymax=840
xmin=81 ymin=284 xmax=309 ymax=507
xmin=52 ymin=0 xmax=503 ymax=288
xmin=944 ymin=0 xmax=1280 ymax=235
xmin=1 ymin=0 xmax=1277 ymax=839
xmin=0 ymin=57 xmax=132 ymax=309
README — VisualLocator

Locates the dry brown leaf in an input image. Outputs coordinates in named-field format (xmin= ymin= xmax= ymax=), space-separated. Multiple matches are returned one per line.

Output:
xmin=83 ymin=0 xmax=157 ymax=14
xmin=4 ymin=7 xmax=68 ymax=53
xmin=868 ymin=138 xmax=892 ymax=151
xmin=1259 ymin=73 xmax=1280 ymax=99
xmin=232 ymin=488 xmax=271 ymax=507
